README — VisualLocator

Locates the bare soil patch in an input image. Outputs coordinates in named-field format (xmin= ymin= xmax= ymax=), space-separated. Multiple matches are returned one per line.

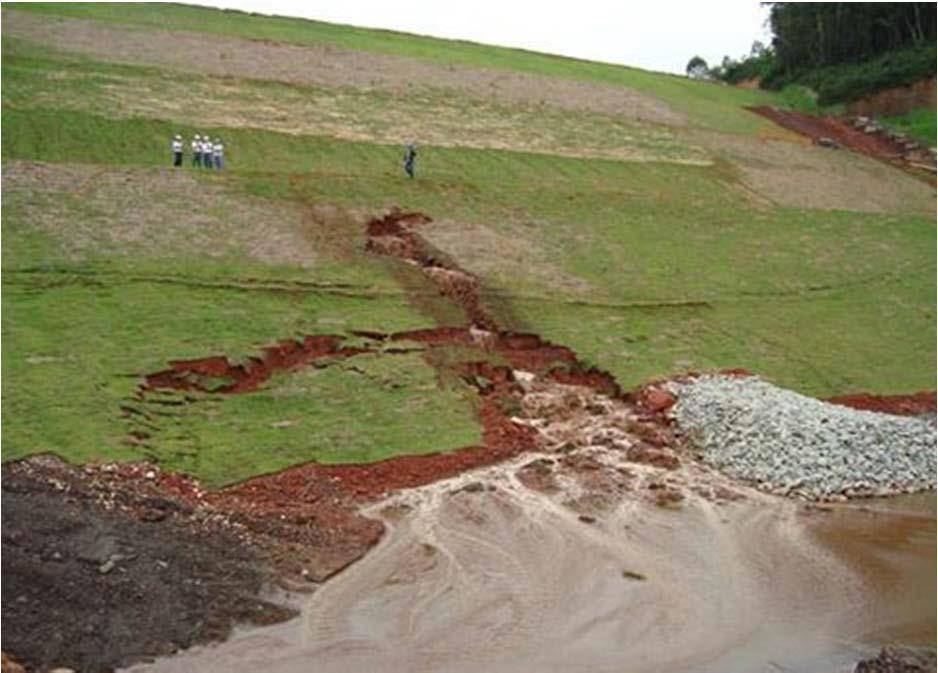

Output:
xmin=846 ymin=77 xmax=936 ymax=118
xmin=4 ymin=9 xmax=683 ymax=125
xmin=827 ymin=391 xmax=936 ymax=417
xmin=2 ymin=161 xmax=317 ymax=268
xmin=748 ymin=106 xmax=935 ymax=181
xmin=748 ymin=106 xmax=916 ymax=158
xmin=1 ymin=456 xmax=297 ymax=673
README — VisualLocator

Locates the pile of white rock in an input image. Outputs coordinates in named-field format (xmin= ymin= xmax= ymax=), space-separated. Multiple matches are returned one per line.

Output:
xmin=665 ymin=375 xmax=936 ymax=500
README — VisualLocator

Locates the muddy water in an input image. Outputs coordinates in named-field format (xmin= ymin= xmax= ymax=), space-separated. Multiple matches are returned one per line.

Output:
xmin=128 ymin=461 xmax=935 ymax=673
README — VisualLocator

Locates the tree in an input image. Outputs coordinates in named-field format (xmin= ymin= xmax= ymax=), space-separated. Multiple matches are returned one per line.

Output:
xmin=685 ymin=55 xmax=710 ymax=79
xmin=767 ymin=2 xmax=936 ymax=74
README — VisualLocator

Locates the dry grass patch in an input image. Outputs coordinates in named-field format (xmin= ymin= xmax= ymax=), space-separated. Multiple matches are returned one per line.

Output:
xmin=7 ymin=58 xmax=705 ymax=164
xmin=4 ymin=9 xmax=683 ymax=125
xmin=2 ymin=161 xmax=317 ymax=268
xmin=690 ymin=130 xmax=936 ymax=214
xmin=419 ymin=218 xmax=594 ymax=299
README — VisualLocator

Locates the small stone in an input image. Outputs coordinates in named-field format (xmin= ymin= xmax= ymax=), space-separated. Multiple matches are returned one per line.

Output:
xmin=98 ymin=559 xmax=116 ymax=574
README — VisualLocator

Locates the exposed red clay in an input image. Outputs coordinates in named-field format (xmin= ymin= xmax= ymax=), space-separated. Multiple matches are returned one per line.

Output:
xmin=366 ymin=208 xmax=498 ymax=330
xmin=748 ymin=106 xmax=904 ymax=157
xmin=143 ymin=335 xmax=369 ymax=395
xmin=747 ymin=105 xmax=935 ymax=181
xmin=827 ymin=391 xmax=936 ymax=417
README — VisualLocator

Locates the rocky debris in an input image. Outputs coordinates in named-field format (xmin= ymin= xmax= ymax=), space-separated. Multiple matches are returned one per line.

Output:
xmin=637 ymin=387 xmax=677 ymax=414
xmin=854 ymin=646 xmax=937 ymax=673
xmin=626 ymin=444 xmax=679 ymax=470
xmin=666 ymin=375 xmax=936 ymax=499
xmin=515 ymin=458 xmax=559 ymax=493
xmin=815 ymin=136 xmax=840 ymax=149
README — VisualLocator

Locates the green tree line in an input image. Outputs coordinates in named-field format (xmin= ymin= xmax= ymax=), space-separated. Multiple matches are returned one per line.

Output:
xmin=689 ymin=3 xmax=936 ymax=106
xmin=769 ymin=2 xmax=935 ymax=73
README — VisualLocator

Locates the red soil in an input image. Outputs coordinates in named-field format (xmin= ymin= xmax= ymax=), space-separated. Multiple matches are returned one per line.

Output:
xmin=827 ymin=391 xmax=936 ymax=417
xmin=747 ymin=106 xmax=905 ymax=158
xmin=143 ymin=335 xmax=369 ymax=394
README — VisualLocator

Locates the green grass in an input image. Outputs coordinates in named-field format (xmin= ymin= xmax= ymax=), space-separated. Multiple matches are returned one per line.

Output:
xmin=6 ymin=2 xmax=779 ymax=134
xmin=122 ymin=353 xmax=480 ymax=488
xmin=1 ymin=273 xmax=479 ymax=483
xmin=882 ymin=108 xmax=937 ymax=149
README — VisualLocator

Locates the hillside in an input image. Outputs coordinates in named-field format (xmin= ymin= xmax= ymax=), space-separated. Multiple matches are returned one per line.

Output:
xmin=2 ymin=5 xmax=936 ymax=671
xmin=3 ymin=2 xmax=936 ymax=483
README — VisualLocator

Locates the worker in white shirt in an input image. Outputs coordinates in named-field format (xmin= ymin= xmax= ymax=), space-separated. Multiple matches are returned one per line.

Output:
xmin=191 ymin=134 xmax=202 ymax=167
xmin=213 ymin=138 xmax=225 ymax=170
xmin=171 ymin=134 xmax=183 ymax=167
xmin=201 ymin=135 xmax=214 ymax=169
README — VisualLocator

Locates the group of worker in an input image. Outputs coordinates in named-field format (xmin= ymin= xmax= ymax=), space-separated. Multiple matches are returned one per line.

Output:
xmin=171 ymin=134 xmax=225 ymax=170
xmin=172 ymin=135 xmax=420 ymax=177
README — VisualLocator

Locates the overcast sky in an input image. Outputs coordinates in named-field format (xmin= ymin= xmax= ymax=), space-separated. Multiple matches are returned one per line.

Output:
xmin=192 ymin=0 xmax=772 ymax=75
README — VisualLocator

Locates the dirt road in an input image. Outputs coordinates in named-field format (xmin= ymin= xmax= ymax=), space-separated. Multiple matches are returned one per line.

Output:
xmin=127 ymin=457 xmax=935 ymax=673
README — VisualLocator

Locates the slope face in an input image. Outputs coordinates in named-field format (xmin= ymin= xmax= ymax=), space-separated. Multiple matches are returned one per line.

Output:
xmin=2 ymin=4 xmax=935 ymax=483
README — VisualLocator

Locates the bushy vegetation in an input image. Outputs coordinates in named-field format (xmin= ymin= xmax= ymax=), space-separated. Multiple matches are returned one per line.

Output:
xmin=765 ymin=44 xmax=937 ymax=106
xmin=708 ymin=3 xmax=936 ymax=107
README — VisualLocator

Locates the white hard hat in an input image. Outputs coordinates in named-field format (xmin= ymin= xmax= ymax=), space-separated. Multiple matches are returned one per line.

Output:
xmin=175 ymin=134 xmax=181 ymax=139
xmin=194 ymin=134 xmax=200 ymax=139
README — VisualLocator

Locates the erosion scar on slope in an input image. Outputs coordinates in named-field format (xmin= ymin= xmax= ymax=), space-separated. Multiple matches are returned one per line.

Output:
xmin=131 ymin=208 xmax=627 ymax=487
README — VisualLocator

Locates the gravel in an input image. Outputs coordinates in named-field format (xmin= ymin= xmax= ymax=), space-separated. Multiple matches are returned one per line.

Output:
xmin=665 ymin=375 xmax=936 ymax=499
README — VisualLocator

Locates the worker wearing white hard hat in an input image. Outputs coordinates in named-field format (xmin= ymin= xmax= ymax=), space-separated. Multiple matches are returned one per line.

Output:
xmin=171 ymin=134 xmax=183 ymax=167
xmin=201 ymin=135 xmax=214 ymax=169
xmin=191 ymin=134 xmax=202 ymax=168
xmin=212 ymin=138 xmax=225 ymax=170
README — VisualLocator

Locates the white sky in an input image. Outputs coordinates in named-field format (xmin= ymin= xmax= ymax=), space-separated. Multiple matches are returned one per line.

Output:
xmin=191 ymin=0 xmax=772 ymax=75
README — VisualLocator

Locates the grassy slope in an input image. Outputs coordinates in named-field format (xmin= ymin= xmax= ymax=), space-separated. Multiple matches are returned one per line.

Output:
xmin=7 ymin=2 xmax=777 ymax=135
xmin=882 ymin=108 xmax=937 ymax=148
xmin=0 ymin=38 xmax=707 ymax=165
xmin=3 ymin=4 xmax=935 ymax=484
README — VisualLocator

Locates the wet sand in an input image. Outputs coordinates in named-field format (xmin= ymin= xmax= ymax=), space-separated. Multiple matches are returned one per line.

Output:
xmin=127 ymin=460 xmax=934 ymax=673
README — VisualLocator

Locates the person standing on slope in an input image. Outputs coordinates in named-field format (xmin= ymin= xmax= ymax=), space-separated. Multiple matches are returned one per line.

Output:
xmin=201 ymin=135 xmax=214 ymax=169
xmin=191 ymin=134 xmax=202 ymax=168
xmin=172 ymin=134 xmax=183 ymax=167
xmin=212 ymin=137 xmax=225 ymax=170
xmin=403 ymin=143 xmax=417 ymax=179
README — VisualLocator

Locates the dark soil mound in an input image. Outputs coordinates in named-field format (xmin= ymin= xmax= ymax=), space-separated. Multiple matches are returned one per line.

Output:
xmin=1 ymin=456 xmax=296 ymax=673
